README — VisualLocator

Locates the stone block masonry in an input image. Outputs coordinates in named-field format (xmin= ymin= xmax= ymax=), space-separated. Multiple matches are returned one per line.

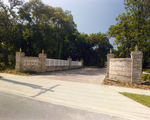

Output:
xmin=109 ymin=58 xmax=131 ymax=82
xmin=15 ymin=51 xmax=83 ymax=73
xmin=131 ymin=51 xmax=143 ymax=84
xmin=107 ymin=51 xmax=143 ymax=84
xmin=107 ymin=53 xmax=114 ymax=78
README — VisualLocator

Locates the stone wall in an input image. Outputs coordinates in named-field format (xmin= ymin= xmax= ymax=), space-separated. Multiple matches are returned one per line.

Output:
xmin=21 ymin=57 xmax=41 ymax=72
xmin=15 ymin=51 xmax=83 ymax=73
xmin=15 ymin=52 xmax=25 ymax=72
xmin=109 ymin=58 xmax=131 ymax=82
xmin=107 ymin=51 xmax=143 ymax=84
xmin=46 ymin=66 xmax=70 ymax=72
xmin=107 ymin=53 xmax=114 ymax=78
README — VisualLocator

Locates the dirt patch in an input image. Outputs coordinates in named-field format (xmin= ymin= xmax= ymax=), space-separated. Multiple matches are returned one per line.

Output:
xmin=1 ymin=69 xmax=32 ymax=76
xmin=102 ymin=79 xmax=150 ymax=90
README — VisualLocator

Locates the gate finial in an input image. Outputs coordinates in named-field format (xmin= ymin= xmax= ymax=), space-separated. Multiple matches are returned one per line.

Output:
xmin=135 ymin=45 xmax=138 ymax=51
xmin=19 ymin=48 xmax=22 ymax=52
xmin=110 ymin=48 xmax=112 ymax=54
xmin=42 ymin=49 xmax=44 ymax=54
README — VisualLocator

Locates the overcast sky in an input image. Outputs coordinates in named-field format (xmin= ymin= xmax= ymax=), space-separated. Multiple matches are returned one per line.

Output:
xmin=3 ymin=0 xmax=126 ymax=47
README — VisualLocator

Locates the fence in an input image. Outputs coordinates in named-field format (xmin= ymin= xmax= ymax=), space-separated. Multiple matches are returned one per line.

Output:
xmin=46 ymin=59 xmax=82 ymax=67
xmin=71 ymin=61 xmax=82 ymax=66
xmin=46 ymin=59 xmax=69 ymax=66
xmin=15 ymin=50 xmax=83 ymax=73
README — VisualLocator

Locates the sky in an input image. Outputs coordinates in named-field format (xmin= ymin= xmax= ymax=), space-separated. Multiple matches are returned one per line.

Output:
xmin=41 ymin=0 xmax=126 ymax=47
xmin=3 ymin=0 xmax=126 ymax=47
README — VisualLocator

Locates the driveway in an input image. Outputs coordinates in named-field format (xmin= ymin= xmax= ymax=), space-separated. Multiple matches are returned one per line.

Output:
xmin=35 ymin=67 xmax=106 ymax=84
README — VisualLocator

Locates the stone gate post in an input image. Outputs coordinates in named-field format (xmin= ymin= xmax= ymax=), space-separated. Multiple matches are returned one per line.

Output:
xmin=38 ymin=50 xmax=47 ymax=73
xmin=107 ymin=49 xmax=114 ymax=77
xmin=15 ymin=49 xmax=25 ymax=72
xmin=67 ymin=57 xmax=72 ymax=69
xmin=131 ymin=51 xmax=143 ymax=84
xmin=80 ymin=59 xmax=83 ymax=67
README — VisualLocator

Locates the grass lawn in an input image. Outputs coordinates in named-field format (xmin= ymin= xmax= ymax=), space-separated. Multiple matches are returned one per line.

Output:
xmin=120 ymin=92 xmax=150 ymax=108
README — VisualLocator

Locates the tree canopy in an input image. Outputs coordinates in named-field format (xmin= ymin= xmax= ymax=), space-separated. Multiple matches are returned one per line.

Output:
xmin=108 ymin=0 xmax=150 ymax=68
xmin=0 ymin=0 xmax=112 ymax=67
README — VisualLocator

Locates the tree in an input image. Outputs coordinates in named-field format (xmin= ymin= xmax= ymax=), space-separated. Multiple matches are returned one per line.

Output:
xmin=62 ymin=32 xmax=113 ymax=66
xmin=0 ymin=2 xmax=14 ymax=65
xmin=0 ymin=0 xmax=112 ymax=67
xmin=18 ymin=0 xmax=77 ymax=58
xmin=108 ymin=13 xmax=132 ymax=58
xmin=86 ymin=32 xmax=113 ymax=66
xmin=108 ymin=0 xmax=150 ymax=68
xmin=0 ymin=0 xmax=23 ymax=65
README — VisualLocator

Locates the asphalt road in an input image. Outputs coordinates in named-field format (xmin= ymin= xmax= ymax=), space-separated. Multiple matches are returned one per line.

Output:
xmin=0 ymin=91 xmax=125 ymax=120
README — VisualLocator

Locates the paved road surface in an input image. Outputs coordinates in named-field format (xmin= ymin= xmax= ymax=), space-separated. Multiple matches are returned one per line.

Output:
xmin=0 ymin=68 xmax=150 ymax=120
xmin=0 ymin=91 xmax=124 ymax=120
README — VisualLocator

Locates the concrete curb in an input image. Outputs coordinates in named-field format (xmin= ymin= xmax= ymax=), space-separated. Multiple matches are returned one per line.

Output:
xmin=100 ymin=74 xmax=106 ymax=84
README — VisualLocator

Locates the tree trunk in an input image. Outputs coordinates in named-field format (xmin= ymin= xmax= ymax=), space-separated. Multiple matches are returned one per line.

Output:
xmin=0 ymin=46 xmax=5 ymax=63
xmin=58 ymin=42 xmax=62 ymax=59
xmin=5 ymin=39 xmax=9 ymax=65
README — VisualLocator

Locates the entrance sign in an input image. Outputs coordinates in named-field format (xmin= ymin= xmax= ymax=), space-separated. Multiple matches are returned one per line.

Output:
xmin=107 ymin=51 xmax=143 ymax=84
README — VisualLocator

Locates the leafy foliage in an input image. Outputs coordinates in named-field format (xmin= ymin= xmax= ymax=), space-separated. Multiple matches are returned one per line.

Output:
xmin=0 ymin=0 xmax=112 ymax=67
xmin=108 ymin=0 xmax=150 ymax=68
xmin=142 ymin=74 xmax=150 ymax=81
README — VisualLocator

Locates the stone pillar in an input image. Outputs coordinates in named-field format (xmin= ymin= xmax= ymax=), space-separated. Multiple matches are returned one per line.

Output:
xmin=76 ymin=59 xmax=79 ymax=68
xmin=15 ymin=48 xmax=25 ymax=72
xmin=67 ymin=57 xmax=72 ymax=69
xmin=38 ymin=50 xmax=47 ymax=73
xmin=80 ymin=59 xmax=83 ymax=67
xmin=107 ymin=50 xmax=114 ymax=77
xmin=131 ymin=51 xmax=143 ymax=84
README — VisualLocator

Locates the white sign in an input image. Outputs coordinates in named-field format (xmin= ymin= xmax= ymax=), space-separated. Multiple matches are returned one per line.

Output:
xmin=111 ymin=62 xmax=125 ymax=66
xmin=110 ymin=62 xmax=125 ymax=71
xmin=23 ymin=59 xmax=39 ymax=66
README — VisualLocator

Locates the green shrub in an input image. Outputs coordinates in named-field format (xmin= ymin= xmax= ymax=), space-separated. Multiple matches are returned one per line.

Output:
xmin=0 ymin=65 xmax=5 ymax=71
xmin=142 ymin=74 xmax=150 ymax=81
xmin=144 ymin=69 xmax=150 ymax=73
xmin=0 ymin=62 xmax=15 ymax=71
xmin=148 ymin=76 xmax=150 ymax=81
xmin=142 ymin=74 xmax=148 ymax=81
